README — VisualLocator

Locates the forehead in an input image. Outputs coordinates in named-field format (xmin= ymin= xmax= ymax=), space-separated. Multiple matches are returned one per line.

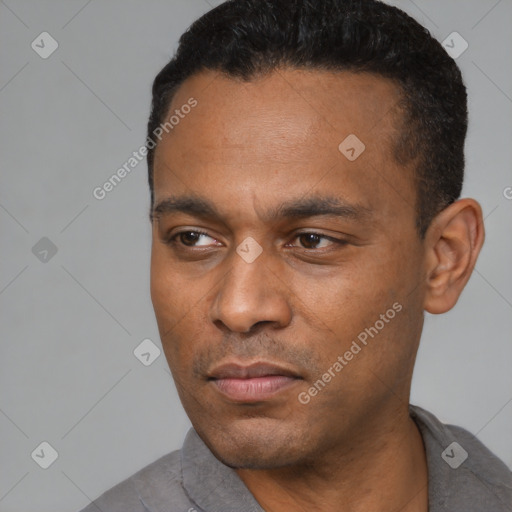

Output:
xmin=152 ymin=68 xmax=415 ymax=229
xmin=165 ymin=67 xmax=401 ymax=151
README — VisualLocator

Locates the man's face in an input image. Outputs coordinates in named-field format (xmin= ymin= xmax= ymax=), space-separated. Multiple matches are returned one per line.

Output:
xmin=150 ymin=69 xmax=428 ymax=468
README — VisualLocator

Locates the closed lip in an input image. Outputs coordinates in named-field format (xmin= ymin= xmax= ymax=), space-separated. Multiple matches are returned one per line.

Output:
xmin=208 ymin=361 xmax=302 ymax=380
xmin=208 ymin=361 xmax=302 ymax=403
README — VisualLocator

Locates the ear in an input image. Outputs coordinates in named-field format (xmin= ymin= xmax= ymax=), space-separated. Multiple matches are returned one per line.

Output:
xmin=423 ymin=198 xmax=485 ymax=314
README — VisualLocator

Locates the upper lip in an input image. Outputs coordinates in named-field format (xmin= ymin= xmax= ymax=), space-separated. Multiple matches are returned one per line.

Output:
xmin=208 ymin=361 xmax=301 ymax=380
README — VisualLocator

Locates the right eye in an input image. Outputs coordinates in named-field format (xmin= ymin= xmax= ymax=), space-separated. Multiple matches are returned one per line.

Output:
xmin=167 ymin=230 xmax=221 ymax=248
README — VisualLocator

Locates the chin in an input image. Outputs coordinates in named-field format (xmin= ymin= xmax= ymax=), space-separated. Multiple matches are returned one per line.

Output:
xmin=194 ymin=416 xmax=313 ymax=469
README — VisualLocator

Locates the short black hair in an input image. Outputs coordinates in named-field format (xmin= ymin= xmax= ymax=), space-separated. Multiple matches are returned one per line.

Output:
xmin=147 ymin=0 xmax=467 ymax=236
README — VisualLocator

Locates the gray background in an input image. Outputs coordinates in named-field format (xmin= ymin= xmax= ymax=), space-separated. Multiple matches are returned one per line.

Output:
xmin=1 ymin=0 xmax=511 ymax=510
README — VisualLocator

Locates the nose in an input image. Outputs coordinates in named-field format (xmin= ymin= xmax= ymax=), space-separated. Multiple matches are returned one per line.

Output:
xmin=210 ymin=245 xmax=292 ymax=333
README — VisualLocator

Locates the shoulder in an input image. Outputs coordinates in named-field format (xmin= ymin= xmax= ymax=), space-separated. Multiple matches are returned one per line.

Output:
xmin=77 ymin=449 xmax=192 ymax=512
xmin=410 ymin=405 xmax=512 ymax=511
xmin=442 ymin=417 xmax=512 ymax=505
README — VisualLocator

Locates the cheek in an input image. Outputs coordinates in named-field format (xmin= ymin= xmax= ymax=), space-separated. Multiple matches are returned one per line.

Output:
xmin=150 ymin=241 xmax=193 ymax=312
xmin=150 ymin=247 xmax=188 ymax=352
xmin=300 ymin=258 xmax=391 ymax=321
xmin=150 ymin=247 xmax=214 ymax=374
xmin=300 ymin=248 xmax=417 ymax=363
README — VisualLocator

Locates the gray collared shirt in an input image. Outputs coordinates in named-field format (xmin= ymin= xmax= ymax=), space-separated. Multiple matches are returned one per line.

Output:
xmin=78 ymin=405 xmax=512 ymax=511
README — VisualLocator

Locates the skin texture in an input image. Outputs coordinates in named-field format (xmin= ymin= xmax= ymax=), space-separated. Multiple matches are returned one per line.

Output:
xmin=150 ymin=69 xmax=484 ymax=512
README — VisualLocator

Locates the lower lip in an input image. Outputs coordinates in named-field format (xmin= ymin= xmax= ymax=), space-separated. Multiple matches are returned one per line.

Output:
xmin=212 ymin=376 xmax=299 ymax=402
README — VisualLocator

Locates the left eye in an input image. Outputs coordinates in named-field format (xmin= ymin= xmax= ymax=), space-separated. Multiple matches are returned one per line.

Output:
xmin=289 ymin=233 xmax=337 ymax=249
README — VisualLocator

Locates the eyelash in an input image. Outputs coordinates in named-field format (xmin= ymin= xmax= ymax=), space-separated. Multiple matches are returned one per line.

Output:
xmin=166 ymin=230 xmax=346 ymax=251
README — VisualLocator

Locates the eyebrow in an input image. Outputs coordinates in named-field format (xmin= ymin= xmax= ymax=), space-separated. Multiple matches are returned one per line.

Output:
xmin=152 ymin=194 xmax=372 ymax=224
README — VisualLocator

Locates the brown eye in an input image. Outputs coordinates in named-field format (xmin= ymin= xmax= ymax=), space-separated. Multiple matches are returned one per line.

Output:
xmin=168 ymin=230 xmax=218 ymax=248
xmin=179 ymin=231 xmax=203 ymax=246
xmin=290 ymin=232 xmax=338 ymax=250
xmin=298 ymin=233 xmax=323 ymax=249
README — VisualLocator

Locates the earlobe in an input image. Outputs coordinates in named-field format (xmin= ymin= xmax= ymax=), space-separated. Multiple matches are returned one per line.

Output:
xmin=423 ymin=199 xmax=485 ymax=314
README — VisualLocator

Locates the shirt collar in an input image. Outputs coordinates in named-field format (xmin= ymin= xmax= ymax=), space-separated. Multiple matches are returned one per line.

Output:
xmin=181 ymin=428 xmax=264 ymax=512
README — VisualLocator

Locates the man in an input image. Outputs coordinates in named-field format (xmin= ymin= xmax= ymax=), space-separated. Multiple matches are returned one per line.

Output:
xmin=80 ymin=0 xmax=512 ymax=511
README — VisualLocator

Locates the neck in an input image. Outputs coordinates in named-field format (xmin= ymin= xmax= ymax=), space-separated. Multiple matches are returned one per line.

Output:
xmin=235 ymin=405 xmax=428 ymax=512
